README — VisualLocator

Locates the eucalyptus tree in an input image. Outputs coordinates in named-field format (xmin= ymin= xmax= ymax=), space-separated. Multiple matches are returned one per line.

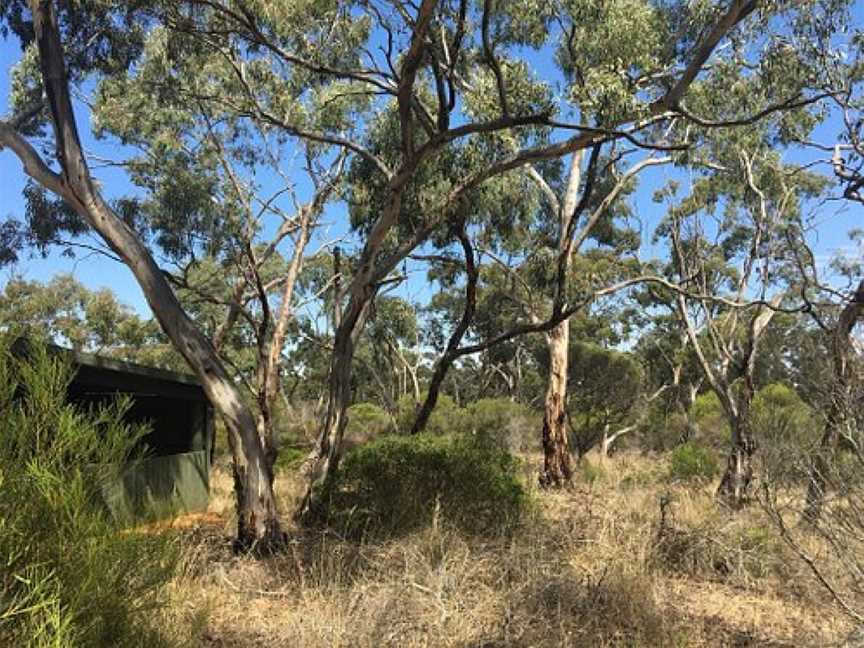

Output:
xmin=0 ymin=0 xmax=346 ymax=551
xmin=354 ymin=295 xmax=424 ymax=410
xmin=634 ymin=291 xmax=708 ymax=445
xmin=0 ymin=274 xmax=177 ymax=366
xmin=153 ymin=0 xmax=853 ymax=512
xmin=0 ymin=0 xmax=848 ymax=524
xmin=657 ymin=138 xmax=826 ymax=505
xmin=161 ymin=0 xmax=811 ymax=515
xmin=526 ymin=148 xmax=669 ymax=485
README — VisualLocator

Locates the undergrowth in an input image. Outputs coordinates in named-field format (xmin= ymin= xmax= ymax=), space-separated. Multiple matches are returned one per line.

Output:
xmin=322 ymin=432 xmax=528 ymax=538
xmin=0 ymin=339 xmax=182 ymax=647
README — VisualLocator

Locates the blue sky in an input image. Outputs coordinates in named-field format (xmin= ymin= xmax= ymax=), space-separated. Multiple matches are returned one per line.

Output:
xmin=1 ymin=17 xmax=862 ymax=322
xmin=0 ymin=36 xmax=155 ymax=312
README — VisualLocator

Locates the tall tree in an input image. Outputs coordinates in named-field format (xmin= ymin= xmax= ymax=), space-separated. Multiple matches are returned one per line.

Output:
xmin=0 ymin=0 xmax=290 ymax=551
xmin=1 ymin=0 xmax=847 ymax=524
xmin=658 ymin=143 xmax=825 ymax=506
xmin=0 ymin=273 xmax=177 ymax=366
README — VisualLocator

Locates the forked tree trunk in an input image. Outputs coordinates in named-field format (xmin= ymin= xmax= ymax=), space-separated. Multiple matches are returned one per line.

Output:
xmin=19 ymin=0 xmax=284 ymax=553
xmin=675 ymin=383 xmax=701 ymax=445
xmin=540 ymin=320 xmax=573 ymax=487
xmin=296 ymin=294 xmax=370 ymax=521
xmin=253 ymin=213 xmax=315 ymax=482
xmin=600 ymin=423 xmax=637 ymax=459
xmin=714 ymin=295 xmax=782 ymax=508
xmin=600 ymin=425 xmax=613 ymax=461
xmin=717 ymin=350 xmax=757 ymax=508
xmin=717 ymin=403 xmax=755 ymax=507
xmin=804 ymin=281 xmax=864 ymax=521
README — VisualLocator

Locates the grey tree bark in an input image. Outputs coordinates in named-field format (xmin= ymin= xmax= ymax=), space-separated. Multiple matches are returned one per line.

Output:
xmin=804 ymin=281 xmax=864 ymax=521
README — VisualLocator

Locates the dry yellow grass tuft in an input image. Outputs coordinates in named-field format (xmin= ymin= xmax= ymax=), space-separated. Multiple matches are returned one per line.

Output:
xmin=166 ymin=452 xmax=856 ymax=647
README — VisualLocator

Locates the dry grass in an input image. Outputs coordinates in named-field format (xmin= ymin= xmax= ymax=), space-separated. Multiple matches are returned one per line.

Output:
xmin=166 ymin=451 xmax=857 ymax=647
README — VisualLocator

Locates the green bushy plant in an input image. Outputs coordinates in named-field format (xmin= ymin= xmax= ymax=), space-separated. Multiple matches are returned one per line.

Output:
xmin=324 ymin=432 xmax=528 ymax=538
xmin=752 ymin=383 xmax=818 ymax=484
xmin=464 ymin=397 xmax=536 ymax=451
xmin=343 ymin=402 xmax=393 ymax=449
xmin=0 ymin=340 xmax=180 ymax=647
xmin=394 ymin=393 xmax=465 ymax=435
xmin=640 ymin=408 xmax=687 ymax=453
xmin=668 ymin=443 xmax=719 ymax=482
xmin=691 ymin=392 xmax=729 ymax=449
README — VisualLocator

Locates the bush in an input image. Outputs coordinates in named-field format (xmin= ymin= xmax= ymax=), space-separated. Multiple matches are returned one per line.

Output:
xmin=654 ymin=508 xmax=788 ymax=583
xmin=394 ymin=393 xmax=465 ymax=435
xmin=640 ymin=409 xmax=687 ymax=453
xmin=324 ymin=433 xmax=528 ymax=538
xmin=274 ymin=445 xmax=307 ymax=471
xmin=463 ymin=397 xmax=537 ymax=451
xmin=343 ymin=402 xmax=393 ymax=450
xmin=668 ymin=443 xmax=719 ymax=482
xmin=752 ymin=383 xmax=818 ymax=484
xmin=0 ymin=340 xmax=180 ymax=647
xmin=691 ymin=391 xmax=729 ymax=449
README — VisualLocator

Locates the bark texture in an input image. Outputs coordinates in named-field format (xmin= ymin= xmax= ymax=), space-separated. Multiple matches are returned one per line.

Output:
xmin=717 ymin=413 xmax=756 ymax=507
xmin=715 ymin=313 xmax=764 ymax=508
xmin=296 ymin=292 xmax=372 ymax=522
xmin=539 ymin=321 xmax=573 ymax=487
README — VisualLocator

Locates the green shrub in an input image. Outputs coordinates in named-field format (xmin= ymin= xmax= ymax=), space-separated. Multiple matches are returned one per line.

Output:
xmin=0 ymin=340 xmax=180 ymax=647
xmin=394 ymin=393 xmax=465 ymax=435
xmin=344 ymin=402 xmax=393 ymax=449
xmin=640 ymin=409 xmax=687 ymax=453
xmin=325 ymin=433 xmax=528 ymax=538
xmin=752 ymin=383 xmax=818 ymax=484
xmin=464 ymin=397 xmax=536 ymax=451
xmin=691 ymin=392 xmax=729 ymax=449
xmin=668 ymin=443 xmax=719 ymax=482
xmin=274 ymin=445 xmax=307 ymax=471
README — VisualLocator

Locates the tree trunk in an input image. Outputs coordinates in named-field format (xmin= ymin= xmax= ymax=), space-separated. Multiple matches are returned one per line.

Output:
xmin=21 ymin=0 xmax=283 ymax=552
xmin=539 ymin=320 xmax=573 ymax=487
xmin=717 ymin=409 xmax=755 ymax=507
xmin=804 ymin=282 xmax=864 ymax=521
xmin=411 ymin=223 xmax=477 ymax=434
xmin=600 ymin=425 xmax=612 ymax=461
xmin=295 ymin=294 xmax=371 ymax=521
xmin=228 ymin=414 xmax=282 ymax=552
xmin=676 ymin=386 xmax=701 ymax=446
xmin=601 ymin=424 xmax=637 ymax=459
xmin=254 ymin=215 xmax=313 ymax=479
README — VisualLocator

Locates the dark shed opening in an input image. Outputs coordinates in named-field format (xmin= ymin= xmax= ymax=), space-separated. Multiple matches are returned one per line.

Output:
xmin=31 ymin=343 xmax=215 ymax=518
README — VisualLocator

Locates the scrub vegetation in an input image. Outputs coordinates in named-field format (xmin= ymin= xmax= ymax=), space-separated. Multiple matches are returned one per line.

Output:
xmin=3 ymin=0 xmax=864 ymax=645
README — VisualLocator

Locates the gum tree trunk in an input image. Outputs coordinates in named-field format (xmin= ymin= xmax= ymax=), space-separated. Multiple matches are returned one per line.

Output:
xmin=804 ymin=281 xmax=864 ymax=521
xmin=14 ymin=0 xmax=284 ymax=553
xmin=296 ymin=291 xmax=372 ymax=521
xmin=717 ymin=382 xmax=755 ymax=507
xmin=717 ymin=415 xmax=756 ymax=506
xmin=540 ymin=320 xmax=573 ymax=487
